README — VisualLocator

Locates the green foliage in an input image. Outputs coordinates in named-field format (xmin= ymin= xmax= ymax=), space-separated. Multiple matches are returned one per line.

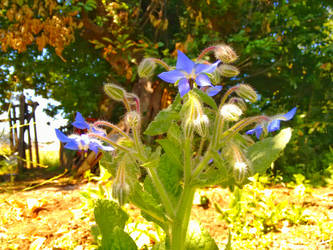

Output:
xmin=94 ymin=199 xmax=137 ymax=249
xmin=144 ymin=95 xmax=181 ymax=136
xmin=247 ymin=128 xmax=292 ymax=174
xmin=216 ymin=175 xmax=311 ymax=240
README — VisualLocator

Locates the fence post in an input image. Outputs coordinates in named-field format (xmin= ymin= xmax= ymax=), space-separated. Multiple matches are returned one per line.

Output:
xmin=18 ymin=94 xmax=26 ymax=172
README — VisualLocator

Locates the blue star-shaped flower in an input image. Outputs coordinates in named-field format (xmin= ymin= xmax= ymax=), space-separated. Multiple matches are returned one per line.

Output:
xmin=246 ymin=107 xmax=297 ymax=139
xmin=72 ymin=112 xmax=90 ymax=130
xmin=158 ymin=50 xmax=221 ymax=97
xmin=55 ymin=129 xmax=113 ymax=154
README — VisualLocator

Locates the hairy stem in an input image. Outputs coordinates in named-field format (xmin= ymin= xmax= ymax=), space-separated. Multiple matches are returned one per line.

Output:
xmin=93 ymin=121 xmax=131 ymax=140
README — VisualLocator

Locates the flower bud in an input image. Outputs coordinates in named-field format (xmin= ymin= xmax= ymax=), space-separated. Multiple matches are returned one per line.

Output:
xmin=182 ymin=93 xmax=206 ymax=137
xmin=209 ymin=70 xmax=221 ymax=86
xmin=230 ymin=143 xmax=251 ymax=183
xmin=112 ymin=163 xmax=130 ymax=206
xmin=218 ymin=64 xmax=240 ymax=78
xmin=235 ymin=84 xmax=257 ymax=103
xmin=193 ymin=114 xmax=209 ymax=137
xmin=220 ymin=104 xmax=243 ymax=121
xmin=104 ymin=83 xmax=126 ymax=101
xmin=228 ymin=97 xmax=247 ymax=111
xmin=214 ymin=44 xmax=238 ymax=64
xmin=138 ymin=58 xmax=156 ymax=78
xmin=125 ymin=111 xmax=141 ymax=129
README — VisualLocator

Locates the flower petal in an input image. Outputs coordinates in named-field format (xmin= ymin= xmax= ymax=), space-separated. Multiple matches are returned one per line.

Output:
xmin=178 ymin=78 xmax=191 ymax=97
xmin=89 ymin=141 xmax=100 ymax=154
xmin=195 ymin=60 xmax=220 ymax=74
xmin=246 ymin=125 xmax=263 ymax=139
xmin=204 ymin=85 xmax=222 ymax=96
xmin=176 ymin=50 xmax=195 ymax=74
xmin=64 ymin=140 xmax=79 ymax=150
xmin=72 ymin=112 xmax=90 ymax=129
xmin=282 ymin=107 xmax=297 ymax=121
xmin=267 ymin=119 xmax=281 ymax=132
xmin=196 ymin=73 xmax=212 ymax=87
xmin=158 ymin=70 xmax=185 ymax=83
xmin=55 ymin=129 xmax=71 ymax=143
xmin=255 ymin=126 xmax=263 ymax=139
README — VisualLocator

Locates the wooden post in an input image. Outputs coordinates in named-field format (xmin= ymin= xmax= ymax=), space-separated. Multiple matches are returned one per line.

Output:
xmin=32 ymin=103 xmax=40 ymax=167
xmin=8 ymin=109 xmax=14 ymax=151
xmin=12 ymin=106 xmax=18 ymax=150
xmin=18 ymin=94 xmax=26 ymax=171
xmin=27 ymin=122 xmax=33 ymax=168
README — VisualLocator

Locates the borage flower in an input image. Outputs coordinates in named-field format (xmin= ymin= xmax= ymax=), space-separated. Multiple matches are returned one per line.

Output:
xmin=158 ymin=50 xmax=221 ymax=97
xmin=246 ymin=107 xmax=297 ymax=139
xmin=55 ymin=129 xmax=114 ymax=154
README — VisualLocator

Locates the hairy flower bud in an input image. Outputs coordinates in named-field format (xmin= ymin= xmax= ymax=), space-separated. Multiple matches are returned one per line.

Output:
xmin=138 ymin=58 xmax=156 ymax=78
xmin=229 ymin=143 xmax=251 ymax=183
xmin=193 ymin=114 xmax=209 ymax=137
xmin=218 ymin=64 xmax=240 ymax=78
xmin=209 ymin=70 xmax=221 ymax=86
xmin=182 ymin=93 xmax=207 ymax=137
xmin=220 ymin=104 xmax=243 ymax=121
xmin=112 ymin=163 xmax=130 ymax=206
xmin=228 ymin=97 xmax=247 ymax=111
xmin=125 ymin=111 xmax=141 ymax=129
xmin=104 ymin=83 xmax=126 ymax=101
xmin=235 ymin=84 xmax=257 ymax=103
xmin=214 ymin=44 xmax=238 ymax=64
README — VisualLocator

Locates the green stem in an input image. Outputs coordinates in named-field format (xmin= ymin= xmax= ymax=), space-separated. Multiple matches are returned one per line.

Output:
xmin=170 ymin=185 xmax=196 ymax=250
xmin=93 ymin=120 xmax=132 ymax=140
xmin=184 ymin=137 xmax=192 ymax=184
xmin=196 ymin=46 xmax=216 ymax=61
xmin=151 ymin=58 xmax=170 ymax=70
xmin=219 ymin=115 xmax=269 ymax=145
xmin=196 ymin=137 xmax=206 ymax=160
xmin=192 ymin=147 xmax=212 ymax=179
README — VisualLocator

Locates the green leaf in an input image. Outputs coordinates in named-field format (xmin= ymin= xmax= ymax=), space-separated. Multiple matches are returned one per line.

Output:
xmin=129 ymin=183 xmax=167 ymax=229
xmin=167 ymin=122 xmax=183 ymax=146
xmin=144 ymin=95 xmax=181 ymax=136
xmin=94 ymin=199 xmax=128 ymax=236
xmin=193 ymin=88 xmax=218 ymax=110
xmin=157 ymin=154 xmax=182 ymax=201
xmin=144 ymin=110 xmax=179 ymax=136
xmin=101 ymin=227 xmax=137 ymax=250
xmin=94 ymin=199 xmax=138 ymax=250
xmin=247 ymin=128 xmax=292 ymax=174
xmin=156 ymin=139 xmax=182 ymax=166
xmin=185 ymin=220 xmax=219 ymax=250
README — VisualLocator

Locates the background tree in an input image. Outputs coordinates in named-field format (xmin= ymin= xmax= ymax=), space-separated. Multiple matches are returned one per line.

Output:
xmin=0 ymin=0 xmax=332 ymax=180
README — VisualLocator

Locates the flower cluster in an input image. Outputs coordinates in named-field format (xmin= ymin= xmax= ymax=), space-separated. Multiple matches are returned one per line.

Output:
xmin=158 ymin=50 xmax=222 ymax=97
xmin=55 ymin=112 xmax=114 ymax=154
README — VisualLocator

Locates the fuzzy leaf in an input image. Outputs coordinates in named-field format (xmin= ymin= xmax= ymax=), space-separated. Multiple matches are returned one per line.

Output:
xmin=144 ymin=95 xmax=181 ymax=136
xmin=185 ymin=220 xmax=219 ymax=250
xmin=94 ymin=199 xmax=128 ymax=235
xmin=100 ymin=227 xmax=137 ymax=250
xmin=157 ymin=139 xmax=182 ymax=166
xmin=247 ymin=128 xmax=292 ymax=174
xmin=157 ymin=154 xmax=183 ymax=201
xmin=94 ymin=199 xmax=137 ymax=250
xmin=167 ymin=122 xmax=183 ymax=146
xmin=129 ymin=182 xmax=167 ymax=229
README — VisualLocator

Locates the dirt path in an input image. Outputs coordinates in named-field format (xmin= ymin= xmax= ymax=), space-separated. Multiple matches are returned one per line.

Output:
xmin=0 ymin=180 xmax=332 ymax=249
